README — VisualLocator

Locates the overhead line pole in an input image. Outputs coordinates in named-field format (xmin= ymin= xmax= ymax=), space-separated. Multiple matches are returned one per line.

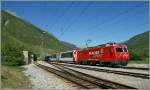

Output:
xmin=41 ymin=31 xmax=46 ymax=60
xmin=86 ymin=39 xmax=92 ymax=48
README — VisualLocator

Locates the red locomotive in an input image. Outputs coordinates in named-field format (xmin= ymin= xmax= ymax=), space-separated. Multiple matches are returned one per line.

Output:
xmin=48 ymin=43 xmax=130 ymax=66
xmin=73 ymin=43 xmax=129 ymax=66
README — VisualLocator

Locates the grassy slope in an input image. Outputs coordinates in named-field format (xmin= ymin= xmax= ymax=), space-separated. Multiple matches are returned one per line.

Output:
xmin=1 ymin=66 xmax=32 ymax=89
xmin=125 ymin=31 xmax=149 ymax=64
xmin=126 ymin=31 xmax=149 ymax=57
xmin=61 ymin=41 xmax=79 ymax=49
xmin=1 ymin=10 xmax=74 ymax=55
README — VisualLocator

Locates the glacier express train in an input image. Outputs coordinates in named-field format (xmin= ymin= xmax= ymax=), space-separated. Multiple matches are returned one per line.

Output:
xmin=47 ymin=43 xmax=130 ymax=66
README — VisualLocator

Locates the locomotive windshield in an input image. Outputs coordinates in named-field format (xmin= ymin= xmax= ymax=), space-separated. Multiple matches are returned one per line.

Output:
xmin=116 ymin=48 xmax=128 ymax=52
xmin=116 ymin=48 xmax=123 ymax=52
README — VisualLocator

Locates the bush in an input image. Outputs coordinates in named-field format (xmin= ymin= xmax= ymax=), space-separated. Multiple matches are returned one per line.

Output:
xmin=2 ymin=44 xmax=25 ymax=66
xmin=129 ymin=50 xmax=142 ymax=60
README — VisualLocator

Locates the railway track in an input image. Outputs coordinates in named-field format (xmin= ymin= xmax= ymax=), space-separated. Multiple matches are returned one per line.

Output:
xmin=51 ymin=64 xmax=137 ymax=89
xmin=50 ymin=62 xmax=149 ymax=71
xmin=52 ymin=63 xmax=149 ymax=79
xmin=35 ymin=63 xmax=136 ymax=89
xmin=120 ymin=66 xmax=149 ymax=70
xmin=67 ymin=63 xmax=149 ymax=71
xmin=35 ymin=63 xmax=99 ymax=89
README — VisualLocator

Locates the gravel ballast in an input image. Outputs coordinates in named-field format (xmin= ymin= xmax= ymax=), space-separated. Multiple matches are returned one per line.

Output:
xmin=60 ymin=63 xmax=149 ymax=74
xmin=27 ymin=61 xmax=149 ymax=89
xmin=127 ymin=64 xmax=149 ymax=68
xmin=24 ymin=64 xmax=80 ymax=89
xmin=66 ymin=66 xmax=149 ymax=89
xmin=39 ymin=61 xmax=149 ymax=89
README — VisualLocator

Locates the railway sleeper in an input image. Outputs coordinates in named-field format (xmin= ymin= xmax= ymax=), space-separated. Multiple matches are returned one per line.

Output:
xmin=57 ymin=63 xmax=149 ymax=79
xmin=52 ymin=64 xmax=111 ymax=89
xmin=52 ymin=64 xmax=136 ymax=89
xmin=35 ymin=63 xmax=100 ymax=89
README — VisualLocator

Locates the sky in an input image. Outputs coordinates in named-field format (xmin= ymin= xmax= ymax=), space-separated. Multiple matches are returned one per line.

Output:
xmin=2 ymin=1 xmax=149 ymax=47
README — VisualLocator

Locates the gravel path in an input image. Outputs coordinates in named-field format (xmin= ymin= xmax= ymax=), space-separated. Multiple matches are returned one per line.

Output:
xmin=24 ymin=64 xmax=80 ymax=89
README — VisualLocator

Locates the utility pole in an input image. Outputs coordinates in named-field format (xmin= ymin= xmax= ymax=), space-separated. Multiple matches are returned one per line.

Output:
xmin=41 ymin=31 xmax=46 ymax=60
xmin=60 ymin=27 xmax=64 ymax=53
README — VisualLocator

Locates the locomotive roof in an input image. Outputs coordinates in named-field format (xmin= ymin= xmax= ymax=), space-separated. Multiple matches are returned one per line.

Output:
xmin=80 ymin=44 xmax=127 ymax=50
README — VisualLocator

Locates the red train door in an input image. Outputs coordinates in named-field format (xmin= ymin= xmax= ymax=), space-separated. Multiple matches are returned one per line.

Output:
xmin=73 ymin=50 xmax=81 ymax=63
xmin=102 ymin=47 xmax=112 ymax=60
xmin=115 ymin=47 xmax=125 ymax=60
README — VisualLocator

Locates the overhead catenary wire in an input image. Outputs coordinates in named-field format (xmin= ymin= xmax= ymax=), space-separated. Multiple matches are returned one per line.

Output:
xmin=76 ymin=3 xmax=145 ymax=47
xmin=80 ymin=3 xmax=144 ymax=41
xmin=60 ymin=2 xmax=92 ymax=36
xmin=60 ymin=27 xmax=64 ymax=37
xmin=83 ymin=3 xmax=144 ymax=36
xmin=88 ymin=21 xmax=147 ymax=47
xmin=48 ymin=2 xmax=74 ymax=32
xmin=85 ymin=39 xmax=92 ymax=48
xmin=59 ymin=3 xmax=143 ymax=40
xmin=94 ymin=22 xmax=148 ymax=47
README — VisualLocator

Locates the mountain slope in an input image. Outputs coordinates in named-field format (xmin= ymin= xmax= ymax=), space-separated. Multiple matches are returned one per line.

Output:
xmin=125 ymin=31 xmax=149 ymax=59
xmin=2 ymin=10 xmax=76 ymax=52
xmin=61 ymin=41 xmax=79 ymax=50
xmin=1 ymin=10 xmax=76 ymax=65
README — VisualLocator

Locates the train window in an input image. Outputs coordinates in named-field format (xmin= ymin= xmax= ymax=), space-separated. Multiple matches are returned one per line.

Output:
xmin=124 ymin=48 xmax=128 ymax=52
xmin=52 ymin=54 xmax=56 ymax=58
xmin=61 ymin=52 xmax=73 ymax=58
xmin=116 ymin=48 xmax=123 ymax=52
xmin=61 ymin=53 xmax=65 ymax=58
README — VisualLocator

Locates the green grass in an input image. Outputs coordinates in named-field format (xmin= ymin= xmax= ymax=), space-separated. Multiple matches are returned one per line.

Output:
xmin=1 ymin=65 xmax=32 ymax=89
xmin=1 ymin=10 xmax=78 ymax=66
xmin=128 ymin=58 xmax=149 ymax=64
xmin=1 ymin=10 xmax=74 ymax=55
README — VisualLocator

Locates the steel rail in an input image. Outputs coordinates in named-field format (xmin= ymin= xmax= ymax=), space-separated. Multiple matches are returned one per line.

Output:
xmin=52 ymin=64 xmax=137 ymax=89
xmin=120 ymin=66 xmax=149 ymax=70
xmin=35 ymin=63 xmax=101 ymax=89
xmin=48 ymin=62 xmax=149 ymax=70
xmin=52 ymin=63 xmax=149 ymax=79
